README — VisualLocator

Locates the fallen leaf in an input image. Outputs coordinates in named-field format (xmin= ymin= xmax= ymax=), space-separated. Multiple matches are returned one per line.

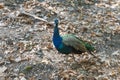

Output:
xmin=15 ymin=56 xmax=22 ymax=62
xmin=112 ymin=50 xmax=120 ymax=56
xmin=41 ymin=57 xmax=50 ymax=64
xmin=60 ymin=69 xmax=77 ymax=78
xmin=0 ymin=66 xmax=7 ymax=75
xmin=0 ymin=3 xmax=4 ymax=9
xmin=77 ymin=74 xmax=85 ymax=80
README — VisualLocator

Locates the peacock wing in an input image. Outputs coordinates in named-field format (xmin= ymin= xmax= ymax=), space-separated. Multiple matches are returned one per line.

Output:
xmin=62 ymin=34 xmax=87 ymax=52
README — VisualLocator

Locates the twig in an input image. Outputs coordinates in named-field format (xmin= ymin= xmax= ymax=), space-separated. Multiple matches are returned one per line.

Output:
xmin=19 ymin=5 xmax=53 ymax=25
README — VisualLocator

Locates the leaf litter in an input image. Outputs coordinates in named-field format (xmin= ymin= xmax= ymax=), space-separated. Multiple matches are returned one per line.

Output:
xmin=0 ymin=0 xmax=120 ymax=80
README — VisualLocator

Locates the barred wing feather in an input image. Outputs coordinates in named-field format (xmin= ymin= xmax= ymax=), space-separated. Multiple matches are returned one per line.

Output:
xmin=62 ymin=34 xmax=87 ymax=52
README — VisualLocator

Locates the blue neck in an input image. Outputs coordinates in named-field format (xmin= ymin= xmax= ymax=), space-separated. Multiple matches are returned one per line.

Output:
xmin=53 ymin=23 xmax=60 ymax=37
xmin=53 ymin=21 xmax=62 ymax=48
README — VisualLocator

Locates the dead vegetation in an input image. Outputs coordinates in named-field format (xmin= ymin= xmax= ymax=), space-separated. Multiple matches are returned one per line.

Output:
xmin=0 ymin=0 xmax=120 ymax=80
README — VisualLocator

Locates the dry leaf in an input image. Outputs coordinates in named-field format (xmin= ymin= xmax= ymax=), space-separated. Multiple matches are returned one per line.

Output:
xmin=0 ymin=66 xmax=7 ymax=75
xmin=0 ymin=3 xmax=4 ymax=9
xmin=28 ymin=76 xmax=35 ymax=80
xmin=41 ymin=58 xmax=50 ymax=64
xmin=77 ymin=74 xmax=85 ymax=80
xmin=109 ymin=70 xmax=116 ymax=77
xmin=112 ymin=50 xmax=119 ymax=56
xmin=60 ymin=69 xmax=77 ymax=78
xmin=15 ymin=57 xmax=22 ymax=62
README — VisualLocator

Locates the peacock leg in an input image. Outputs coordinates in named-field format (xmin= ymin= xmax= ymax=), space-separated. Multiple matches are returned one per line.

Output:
xmin=71 ymin=53 xmax=77 ymax=62
xmin=88 ymin=51 xmax=103 ymax=64
xmin=86 ymin=51 xmax=97 ymax=58
xmin=71 ymin=53 xmax=85 ymax=70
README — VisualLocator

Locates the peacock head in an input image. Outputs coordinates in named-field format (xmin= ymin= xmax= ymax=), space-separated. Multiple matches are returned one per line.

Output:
xmin=54 ymin=19 xmax=59 ymax=24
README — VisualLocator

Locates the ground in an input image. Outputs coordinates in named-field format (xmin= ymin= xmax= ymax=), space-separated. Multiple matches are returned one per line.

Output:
xmin=0 ymin=0 xmax=120 ymax=80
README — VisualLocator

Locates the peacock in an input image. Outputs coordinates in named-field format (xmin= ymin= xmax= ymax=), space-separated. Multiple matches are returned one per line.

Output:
xmin=52 ymin=19 xmax=96 ymax=59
